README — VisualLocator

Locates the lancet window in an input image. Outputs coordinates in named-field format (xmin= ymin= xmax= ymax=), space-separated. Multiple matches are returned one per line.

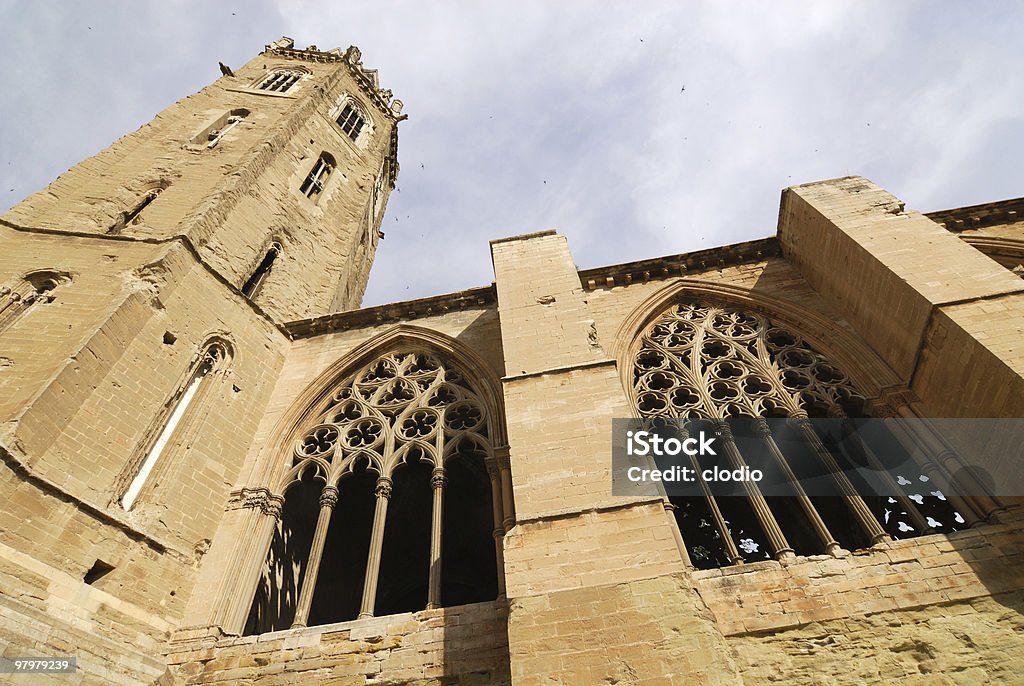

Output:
xmin=336 ymin=101 xmax=366 ymax=142
xmin=120 ymin=340 xmax=231 ymax=511
xmin=631 ymin=302 xmax=988 ymax=569
xmin=0 ymin=271 xmax=69 ymax=335
xmin=108 ymin=185 xmax=166 ymax=234
xmin=241 ymin=241 xmax=282 ymax=299
xmin=245 ymin=350 xmax=506 ymax=634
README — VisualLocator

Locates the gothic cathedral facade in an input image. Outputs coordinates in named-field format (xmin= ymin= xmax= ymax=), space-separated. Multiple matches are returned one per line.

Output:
xmin=1 ymin=38 xmax=1023 ymax=685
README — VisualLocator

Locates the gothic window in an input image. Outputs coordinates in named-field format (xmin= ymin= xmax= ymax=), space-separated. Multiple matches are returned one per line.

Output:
xmin=299 ymin=153 xmax=335 ymax=201
xmin=336 ymin=101 xmax=366 ymax=142
xmin=245 ymin=350 xmax=501 ymax=634
xmin=242 ymin=242 xmax=282 ymax=299
xmin=631 ymin=302 xmax=970 ymax=569
xmin=257 ymin=69 xmax=303 ymax=93
xmin=0 ymin=271 xmax=69 ymax=334
xmin=120 ymin=340 xmax=231 ymax=511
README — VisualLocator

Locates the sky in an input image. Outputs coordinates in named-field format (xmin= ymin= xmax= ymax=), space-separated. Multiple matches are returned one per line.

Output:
xmin=1 ymin=1 xmax=1022 ymax=307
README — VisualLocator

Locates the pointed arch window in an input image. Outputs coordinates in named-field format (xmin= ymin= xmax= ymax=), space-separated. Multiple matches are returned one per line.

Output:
xmin=630 ymin=302 xmax=977 ymax=569
xmin=299 ymin=153 xmax=335 ymax=201
xmin=242 ymin=241 xmax=282 ymax=299
xmin=120 ymin=339 xmax=231 ymax=511
xmin=0 ymin=271 xmax=69 ymax=334
xmin=336 ymin=101 xmax=366 ymax=142
xmin=245 ymin=350 xmax=507 ymax=634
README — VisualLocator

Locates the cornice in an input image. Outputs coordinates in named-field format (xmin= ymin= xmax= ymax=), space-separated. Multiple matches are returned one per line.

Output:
xmin=925 ymin=197 xmax=1024 ymax=233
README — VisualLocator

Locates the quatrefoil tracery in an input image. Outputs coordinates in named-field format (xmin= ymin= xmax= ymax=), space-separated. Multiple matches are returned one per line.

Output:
xmin=286 ymin=351 xmax=490 ymax=488
xmin=633 ymin=303 xmax=864 ymax=419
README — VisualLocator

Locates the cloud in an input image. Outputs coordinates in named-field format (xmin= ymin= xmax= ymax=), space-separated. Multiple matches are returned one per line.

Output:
xmin=2 ymin=2 xmax=1022 ymax=308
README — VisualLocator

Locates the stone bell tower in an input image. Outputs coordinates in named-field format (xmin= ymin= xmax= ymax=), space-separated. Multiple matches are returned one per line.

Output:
xmin=0 ymin=38 xmax=402 ymax=683
xmin=2 ymin=36 xmax=403 ymax=322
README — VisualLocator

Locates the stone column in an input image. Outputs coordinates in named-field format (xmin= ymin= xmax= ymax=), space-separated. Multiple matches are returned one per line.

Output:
xmin=494 ymin=445 xmax=516 ymax=531
xmin=426 ymin=468 xmax=446 ymax=609
xmin=714 ymin=421 xmax=794 ymax=560
xmin=753 ymin=418 xmax=841 ymax=555
xmin=896 ymin=404 xmax=1006 ymax=521
xmin=485 ymin=456 xmax=507 ymax=597
xmin=358 ymin=476 xmax=393 ymax=618
xmin=791 ymin=415 xmax=890 ymax=544
xmin=291 ymin=484 xmax=338 ymax=628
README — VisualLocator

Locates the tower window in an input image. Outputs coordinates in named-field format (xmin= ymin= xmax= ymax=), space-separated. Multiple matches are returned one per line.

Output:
xmin=242 ymin=242 xmax=282 ymax=299
xmin=299 ymin=154 xmax=335 ymax=201
xmin=0 ymin=271 xmax=69 ymax=334
xmin=257 ymin=70 xmax=303 ymax=93
xmin=109 ymin=185 xmax=166 ymax=234
xmin=202 ymin=109 xmax=250 ymax=149
xmin=120 ymin=340 xmax=231 ymax=511
xmin=336 ymin=102 xmax=366 ymax=141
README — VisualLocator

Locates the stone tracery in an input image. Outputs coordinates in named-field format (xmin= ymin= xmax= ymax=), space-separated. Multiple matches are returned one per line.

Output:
xmin=631 ymin=302 xmax=968 ymax=569
xmin=246 ymin=349 xmax=506 ymax=634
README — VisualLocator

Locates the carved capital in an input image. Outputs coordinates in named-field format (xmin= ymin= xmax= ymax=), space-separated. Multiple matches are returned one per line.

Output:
xmin=235 ymin=488 xmax=285 ymax=519
xmin=375 ymin=476 xmax=393 ymax=500
xmin=752 ymin=417 xmax=772 ymax=438
xmin=431 ymin=469 xmax=447 ymax=490
xmin=484 ymin=456 xmax=500 ymax=481
xmin=319 ymin=484 xmax=339 ymax=509
xmin=266 ymin=495 xmax=284 ymax=520
xmin=493 ymin=445 xmax=511 ymax=471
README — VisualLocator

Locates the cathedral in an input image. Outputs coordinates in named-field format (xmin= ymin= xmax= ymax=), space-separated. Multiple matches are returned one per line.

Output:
xmin=0 ymin=37 xmax=1022 ymax=685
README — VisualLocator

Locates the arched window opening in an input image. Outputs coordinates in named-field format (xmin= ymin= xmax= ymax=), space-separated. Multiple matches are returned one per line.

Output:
xmin=336 ymin=101 xmax=366 ymax=141
xmin=257 ymin=69 xmax=303 ymax=93
xmin=244 ymin=471 xmax=321 ymax=634
xmin=121 ymin=340 xmax=230 ymax=511
xmin=0 ymin=271 xmax=69 ymax=334
xmin=241 ymin=242 xmax=282 ymax=299
xmin=631 ymin=302 xmax=968 ymax=570
xmin=299 ymin=153 xmax=335 ymax=201
xmin=245 ymin=349 xmax=504 ymax=634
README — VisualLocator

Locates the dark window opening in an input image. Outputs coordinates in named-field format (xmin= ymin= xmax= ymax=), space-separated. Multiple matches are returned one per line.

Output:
xmin=242 ymin=243 xmax=282 ymax=299
xmin=299 ymin=154 xmax=335 ymax=200
xmin=374 ymin=458 xmax=433 ymax=617
xmin=258 ymin=70 xmax=302 ymax=93
xmin=84 ymin=559 xmax=115 ymax=585
xmin=441 ymin=455 xmax=499 ymax=607
xmin=307 ymin=467 xmax=376 ymax=626
xmin=244 ymin=474 xmax=320 ymax=635
xmin=336 ymin=103 xmax=365 ymax=141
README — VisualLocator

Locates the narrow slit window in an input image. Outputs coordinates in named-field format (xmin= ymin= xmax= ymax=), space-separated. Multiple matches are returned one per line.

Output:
xmin=299 ymin=154 xmax=335 ymax=201
xmin=242 ymin=242 xmax=282 ymax=299
xmin=336 ymin=103 xmax=365 ymax=141
xmin=110 ymin=187 xmax=165 ymax=234
xmin=258 ymin=70 xmax=302 ymax=93
xmin=121 ymin=341 xmax=229 ymax=510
